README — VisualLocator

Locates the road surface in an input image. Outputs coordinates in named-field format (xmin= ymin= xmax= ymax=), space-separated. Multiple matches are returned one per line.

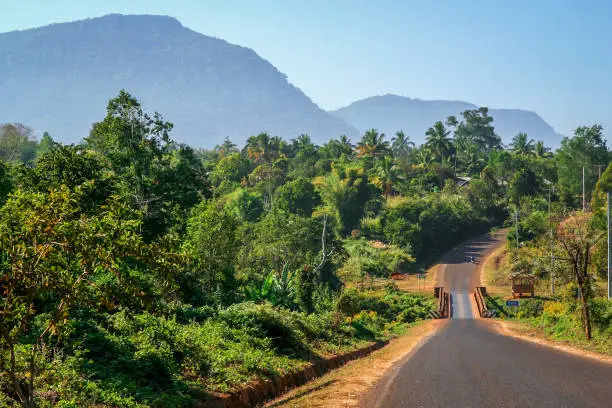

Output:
xmin=366 ymin=233 xmax=612 ymax=408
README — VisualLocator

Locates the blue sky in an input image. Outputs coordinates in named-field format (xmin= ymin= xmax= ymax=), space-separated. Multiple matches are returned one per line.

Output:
xmin=2 ymin=0 xmax=611 ymax=138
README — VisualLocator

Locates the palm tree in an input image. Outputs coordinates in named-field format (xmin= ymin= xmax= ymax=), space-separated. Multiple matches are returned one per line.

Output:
xmin=356 ymin=129 xmax=390 ymax=157
xmin=425 ymin=121 xmax=452 ymax=163
xmin=510 ymin=133 xmax=535 ymax=156
xmin=244 ymin=132 xmax=280 ymax=163
xmin=415 ymin=147 xmax=434 ymax=168
xmin=391 ymin=130 xmax=415 ymax=158
xmin=293 ymin=134 xmax=313 ymax=150
xmin=215 ymin=137 xmax=238 ymax=157
xmin=373 ymin=155 xmax=402 ymax=198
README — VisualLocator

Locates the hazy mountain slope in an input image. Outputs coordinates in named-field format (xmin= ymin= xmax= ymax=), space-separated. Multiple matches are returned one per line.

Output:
xmin=330 ymin=94 xmax=563 ymax=147
xmin=0 ymin=14 xmax=357 ymax=146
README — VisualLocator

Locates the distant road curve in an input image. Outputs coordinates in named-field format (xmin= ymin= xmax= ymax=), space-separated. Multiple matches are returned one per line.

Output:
xmin=363 ymin=233 xmax=612 ymax=408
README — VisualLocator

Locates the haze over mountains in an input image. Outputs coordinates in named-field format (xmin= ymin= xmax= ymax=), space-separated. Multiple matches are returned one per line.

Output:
xmin=331 ymin=95 xmax=563 ymax=147
xmin=0 ymin=14 xmax=563 ymax=147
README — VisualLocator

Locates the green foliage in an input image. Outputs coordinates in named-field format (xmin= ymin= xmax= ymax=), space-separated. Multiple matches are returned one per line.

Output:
xmin=16 ymin=144 xmax=114 ymax=210
xmin=274 ymin=178 xmax=319 ymax=217
xmin=379 ymin=194 xmax=490 ymax=260
xmin=556 ymin=125 xmax=608 ymax=206
xmin=244 ymin=266 xmax=297 ymax=309
xmin=222 ymin=187 xmax=264 ymax=222
xmin=183 ymin=200 xmax=239 ymax=305
xmin=0 ymin=123 xmax=38 ymax=164
xmin=314 ymin=163 xmax=374 ymax=235
xmin=340 ymin=238 xmax=414 ymax=280
xmin=4 ymin=89 xmax=609 ymax=405
xmin=235 ymin=212 xmax=329 ymax=282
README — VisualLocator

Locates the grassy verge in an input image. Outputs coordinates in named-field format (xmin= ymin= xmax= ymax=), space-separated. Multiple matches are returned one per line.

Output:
xmin=480 ymin=240 xmax=510 ymax=297
xmin=486 ymin=295 xmax=612 ymax=356
xmin=1 ymin=288 xmax=435 ymax=407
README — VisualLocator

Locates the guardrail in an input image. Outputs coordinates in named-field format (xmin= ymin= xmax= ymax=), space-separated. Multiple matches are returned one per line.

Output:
xmin=474 ymin=286 xmax=496 ymax=318
xmin=430 ymin=286 xmax=449 ymax=319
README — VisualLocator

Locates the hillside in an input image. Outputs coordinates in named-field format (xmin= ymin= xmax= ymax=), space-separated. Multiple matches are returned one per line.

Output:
xmin=330 ymin=94 xmax=563 ymax=147
xmin=0 ymin=14 xmax=357 ymax=146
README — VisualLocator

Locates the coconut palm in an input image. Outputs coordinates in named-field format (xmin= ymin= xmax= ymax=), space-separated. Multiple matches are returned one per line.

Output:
xmin=356 ymin=129 xmax=390 ymax=157
xmin=391 ymin=130 xmax=415 ymax=158
xmin=415 ymin=147 xmax=434 ymax=168
xmin=373 ymin=155 xmax=402 ymax=198
xmin=244 ymin=132 xmax=281 ymax=163
xmin=321 ymin=135 xmax=353 ymax=159
xmin=425 ymin=121 xmax=452 ymax=163
xmin=510 ymin=133 xmax=535 ymax=156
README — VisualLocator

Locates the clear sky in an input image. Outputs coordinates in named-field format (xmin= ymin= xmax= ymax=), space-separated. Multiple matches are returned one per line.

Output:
xmin=1 ymin=0 xmax=611 ymax=138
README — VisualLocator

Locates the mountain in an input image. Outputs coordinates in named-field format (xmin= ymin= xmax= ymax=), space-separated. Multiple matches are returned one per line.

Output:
xmin=0 ymin=14 xmax=357 ymax=146
xmin=329 ymin=94 xmax=563 ymax=147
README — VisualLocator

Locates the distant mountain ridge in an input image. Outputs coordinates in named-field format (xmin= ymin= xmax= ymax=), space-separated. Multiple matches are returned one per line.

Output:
xmin=1 ymin=15 xmax=563 ymax=148
xmin=0 ymin=14 xmax=358 ymax=146
xmin=329 ymin=94 xmax=563 ymax=147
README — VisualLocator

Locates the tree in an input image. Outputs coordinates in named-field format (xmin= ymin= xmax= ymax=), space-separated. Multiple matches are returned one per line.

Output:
xmin=510 ymin=133 xmax=535 ymax=156
xmin=0 ymin=186 xmax=143 ymax=407
xmin=16 ymin=144 xmax=113 ymax=209
xmin=36 ymin=132 xmax=54 ymax=159
xmin=244 ymin=132 xmax=281 ymax=163
xmin=215 ymin=137 xmax=239 ymax=157
xmin=425 ymin=121 xmax=452 ymax=164
xmin=85 ymin=90 xmax=208 ymax=239
xmin=0 ymin=160 xmax=13 ymax=206
xmin=85 ymin=90 xmax=173 ymax=236
xmin=0 ymin=123 xmax=38 ymax=164
xmin=289 ymin=134 xmax=320 ymax=178
xmin=391 ymin=130 xmax=414 ymax=159
xmin=184 ymin=200 xmax=238 ymax=303
xmin=454 ymin=107 xmax=501 ymax=153
xmin=313 ymin=164 xmax=373 ymax=235
xmin=356 ymin=129 xmax=390 ymax=158
xmin=414 ymin=147 xmax=434 ymax=168
xmin=274 ymin=178 xmax=319 ymax=217
xmin=210 ymin=152 xmax=251 ymax=186
xmin=372 ymin=155 xmax=402 ymax=199
xmin=556 ymin=125 xmax=608 ymax=207
xmin=236 ymin=212 xmax=326 ymax=282
xmin=556 ymin=213 xmax=603 ymax=340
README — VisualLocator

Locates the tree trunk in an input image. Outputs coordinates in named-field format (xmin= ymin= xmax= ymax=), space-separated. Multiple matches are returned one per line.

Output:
xmin=579 ymin=287 xmax=592 ymax=340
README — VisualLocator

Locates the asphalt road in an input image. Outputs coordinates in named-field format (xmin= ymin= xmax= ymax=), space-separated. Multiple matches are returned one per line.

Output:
xmin=366 ymin=233 xmax=612 ymax=408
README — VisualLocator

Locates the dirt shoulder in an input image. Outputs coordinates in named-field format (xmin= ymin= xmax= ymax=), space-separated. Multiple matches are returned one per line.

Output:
xmin=489 ymin=319 xmax=612 ymax=364
xmin=478 ymin=229 xmax=509 ymax=296
xmin=263 ymin=320 xmax=444 ymax=408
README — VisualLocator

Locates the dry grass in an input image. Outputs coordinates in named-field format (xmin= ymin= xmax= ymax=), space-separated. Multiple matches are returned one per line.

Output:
xmin=263 ymin=320 xmax=443 ymax=408
xmin=392 ymin=263 xmax=438 ymax=294
xmin=480 ymin=243 xmax=511 ymax=297
xmin=344 ymin=263 xmax=439 ymax=295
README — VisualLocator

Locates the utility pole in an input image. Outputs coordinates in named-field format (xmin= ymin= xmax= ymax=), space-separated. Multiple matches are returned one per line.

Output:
xmin=548 ymin=187 xmax=555 ymax=295
xmin=582 ymin=166 xmax=586 ymax=212
xmin=608 ymin=192 xmax=611 ymax=300
xmin=515 ymin=206 xmax=519 ymax=250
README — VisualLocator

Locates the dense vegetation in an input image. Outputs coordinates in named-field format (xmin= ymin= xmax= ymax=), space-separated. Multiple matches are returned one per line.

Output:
xmin=0 ymin=90 xmax=609 ymax=407
xmin=484 ymin=130 xmax=612 ymax=350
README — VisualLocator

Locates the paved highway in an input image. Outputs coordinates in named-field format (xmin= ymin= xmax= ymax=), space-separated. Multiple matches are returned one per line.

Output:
xmin=364 ymin=233 xmax=612 ymax=408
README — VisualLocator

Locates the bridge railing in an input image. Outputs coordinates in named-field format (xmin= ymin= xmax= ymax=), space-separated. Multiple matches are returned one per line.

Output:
xmin=430 ymin=286 xmax=449 ymax=319
xmin=474 ymin=286 xmax=496 ymax=318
